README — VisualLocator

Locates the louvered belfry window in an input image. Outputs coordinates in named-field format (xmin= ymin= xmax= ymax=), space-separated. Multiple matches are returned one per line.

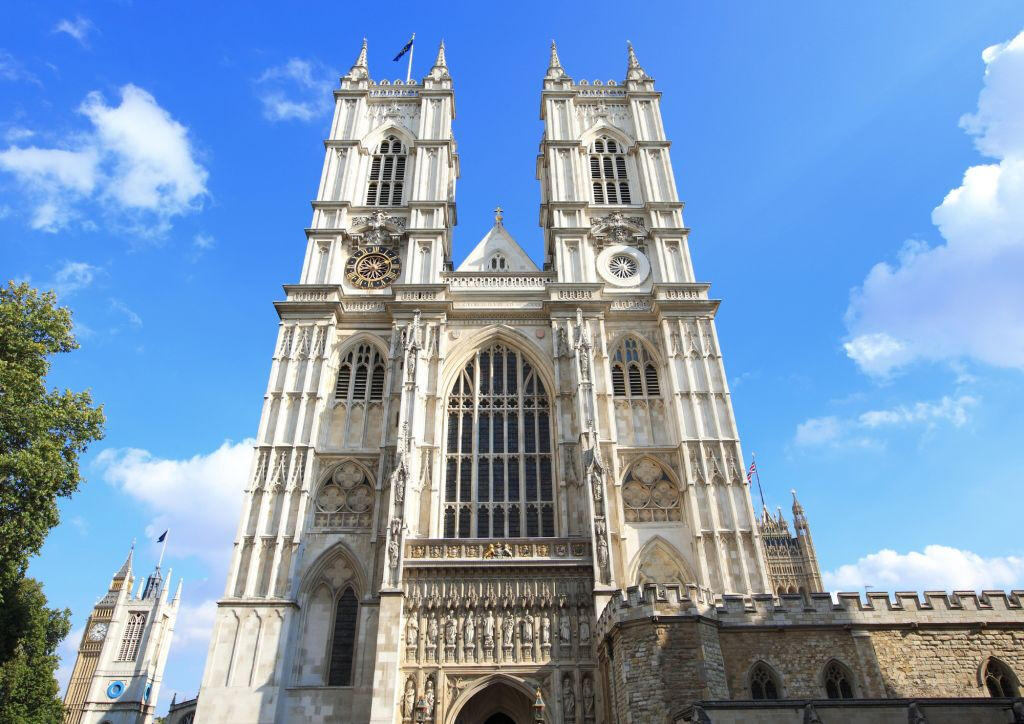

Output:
xmin=116 ymin=612 xmax=147 ymax=662
xmin=590 ymin=136 xmax=631 ymax=205
xmin=443 ymin=344 xmax=555 ymax=538
xmin=335 ymin=344 xmax=387 ymax=403
xmin=610 ymin=337 xmax=660 ymax=398
xmin=365 ymin=136 xmax=406 ymax=206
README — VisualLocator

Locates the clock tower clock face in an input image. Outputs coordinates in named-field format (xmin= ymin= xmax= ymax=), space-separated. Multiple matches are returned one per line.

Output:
xmin=344 ymin=246 xmax=401 ymax=289
xmin=88 ymin=623 xmax=108 ymax=641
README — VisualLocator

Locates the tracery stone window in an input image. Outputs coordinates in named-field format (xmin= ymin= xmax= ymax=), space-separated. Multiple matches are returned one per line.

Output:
xmin=823 ymin=660 xmax=855 ymax=699
xmin=335 ymin=343 xmax=386 ymax=403
xmin=590 ymin=136 xmax=632 ymax=205
xmin=116 ymin=612 xmax=146 ymax=662
xmin=327 ymin=588 xmax=358 ymax=686
xmin=621 ymin=458 xmax=681 ymax=522
xmin=750 ymin=662 xmax=781 ymax=700
xmin=984 ymin=657 xmax=1019 ymax=697
xmin=366 ymin=135 xmax=406 ymax=206
xmin=610 ymin=337 xmax=660 ymax=399
xmin=313 ymin=462 xmax=374 ymax=529
xmin=443 ymin=343 xmax=555 ymax=538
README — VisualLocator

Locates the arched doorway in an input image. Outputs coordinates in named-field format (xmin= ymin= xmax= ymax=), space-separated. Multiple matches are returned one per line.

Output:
xmin=452 ymin=680 xmax=535 ymax=724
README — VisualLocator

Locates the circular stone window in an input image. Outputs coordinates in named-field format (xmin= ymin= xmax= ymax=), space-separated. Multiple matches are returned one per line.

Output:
xmin=596 ymin=245 xmax=650 ymax=287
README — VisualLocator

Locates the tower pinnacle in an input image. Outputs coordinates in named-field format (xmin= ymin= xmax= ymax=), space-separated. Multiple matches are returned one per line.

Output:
xmin=434 ymin=39 xmax=447 ymax=69
xmin=494 ymin=206 xmax=504 ymax=225
xmin=626 ymin=41 xmax=649 ymax=81
xmin=427 ymin=38 xmax=450 ymax=81
xmin=347 ymin=38 xmax=370 ymax=81
xmin=546 ymin=40 xmax=566 ymax=80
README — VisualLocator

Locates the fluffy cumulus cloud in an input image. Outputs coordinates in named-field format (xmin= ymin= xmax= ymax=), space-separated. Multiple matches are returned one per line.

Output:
xmin=844 ymin=30 xmax=1024 ymax=376
xmin=824 ymin=545 xmax=1024 ymax=592
xmin=255 ymin=58 xmax=336 ymax=122
xmin=95 ymin=439 xmax=253 ymax=568
xmin=795 ymin=395 xmax=976 ymax=447
xmin=0 ymin=84 xmax=208 ymax=233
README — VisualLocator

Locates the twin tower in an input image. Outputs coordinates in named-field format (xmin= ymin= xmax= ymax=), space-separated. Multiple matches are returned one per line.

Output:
xmin=188 ymin=38 xmax=821 ymax=724
xmin=68 ymin=40 xmax=821 ymax=724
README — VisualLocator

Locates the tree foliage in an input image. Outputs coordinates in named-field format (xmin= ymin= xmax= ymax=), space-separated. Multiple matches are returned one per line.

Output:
xmin=0 ymin=281 xmax=105 ymax=718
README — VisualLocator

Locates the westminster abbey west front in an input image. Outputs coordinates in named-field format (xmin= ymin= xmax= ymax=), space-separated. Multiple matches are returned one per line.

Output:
xmin=192 ymin=40 xmax=1024 ymax=724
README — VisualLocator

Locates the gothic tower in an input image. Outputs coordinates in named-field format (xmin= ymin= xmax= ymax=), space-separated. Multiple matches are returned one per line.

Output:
xmin=197 ymin=40 xmax=772 ymax=724
xmin=63 ymin=548 xmax=180 ymax=724
xmin=758 ymin=490 xmax=825 ymax=595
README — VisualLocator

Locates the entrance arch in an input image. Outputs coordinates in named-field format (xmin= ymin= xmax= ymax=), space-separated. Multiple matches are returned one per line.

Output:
xmin=449 ymin=676 xmax=539 ymax=724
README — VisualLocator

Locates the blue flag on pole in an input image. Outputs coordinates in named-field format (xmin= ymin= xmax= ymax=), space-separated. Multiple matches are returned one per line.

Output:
xmin=157 ymin=530 xmax=167 ymax=543
xmin=393 ymin=37 xmax=414 ymax=61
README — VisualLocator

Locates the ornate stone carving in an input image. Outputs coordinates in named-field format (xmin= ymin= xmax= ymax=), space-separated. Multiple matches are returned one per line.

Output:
xmin=351 ymin=210 xmax=407 ymax=247
xmin=589 ymin=211 xmax=646 ymax=248
xmin=314 ymin=462 xmax=374 ymax=529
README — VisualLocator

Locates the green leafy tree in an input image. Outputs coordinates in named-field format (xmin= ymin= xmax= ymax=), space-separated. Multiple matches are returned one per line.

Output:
xmin=0 ymin=282 xmax=105 ymax=718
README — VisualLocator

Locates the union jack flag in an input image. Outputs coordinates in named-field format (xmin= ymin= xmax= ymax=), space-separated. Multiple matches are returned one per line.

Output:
xmin=746 ymin=459 xmax=757 ymax=483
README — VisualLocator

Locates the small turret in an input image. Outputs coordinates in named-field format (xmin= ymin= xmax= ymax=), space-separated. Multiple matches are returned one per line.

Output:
xmin=546 ymin=40 xmax=566 ymax=80
xmin=345 ymin=38 xmax=369 ymax=81
xmin=626 ymin=41 xmax=650 ymax=82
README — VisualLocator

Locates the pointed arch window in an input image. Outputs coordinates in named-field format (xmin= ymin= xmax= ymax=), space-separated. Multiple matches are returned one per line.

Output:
xmin=590 ymin=136 xmax=632 ymax=205
xmin=443 ymin=343 xmax=555 ymax=538
xmin=366 ymin=136 xmax=406 ymax=206
xmin=335 ymin=343 xmax=387 ymax=403
xmin=328 ymin=588 xmax=359 ymax=686
xmin=750 ymin=662 xmax=781 ymax=700
xmin=116 ymin=612 xmax=146 ymax=662
xmin=984 ymin=658 xmax=1019 ymax=697
xmin=823 ymin=661 xmax=855 ymax=699
xmin=610 ymin=337 xmax=660 ymax=399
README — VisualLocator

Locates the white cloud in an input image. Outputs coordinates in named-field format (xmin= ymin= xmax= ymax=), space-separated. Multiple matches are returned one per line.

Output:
xmin=795 ymin=416 xmax=841 ymax=446
xmin=108 ymin=297 xmax=142 ymax=326
xmin=794 ymin=394 xmax=976 ymax=447
xmin=844 ymin=30 xmax=1024 ymax=376
xmin=857 ymin=395 xmax=976 ymax=428
xmin=824 ymin=544 xmax=1024 ymax=592
xmin=0 ymin=84 xmax=208 ymax=233
xmin=0 ymin=50 xmax=41 ymax=85
xmin=95 ymin=439 xmax=253 ymax=568
xmin=255 ymin=58 xmax=335 ymax=122
xmin=53 ymin=16 xmax=97 ymax=48
xmin=173 ymin=598 xmax=219 ymax=650
xmin=51 ymin=260 xmax=100 ymax=297
xmin=193 ymin=232 xmax=215 ymax=250
xmin=4 ymin=126 xmax=35 ymax=143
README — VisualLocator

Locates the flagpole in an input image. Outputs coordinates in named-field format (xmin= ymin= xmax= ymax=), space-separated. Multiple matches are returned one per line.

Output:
xmin=406 ymin=33 xmax=415 ymax=83
xmin=753 ymin=452 xmax=767 ymax=511
xmin=157 ymin=529 xmax=169 ymax=569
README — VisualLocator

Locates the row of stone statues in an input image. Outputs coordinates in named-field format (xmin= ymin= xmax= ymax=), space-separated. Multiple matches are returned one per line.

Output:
xmin=404 ymin=607 xmax=592 ymax=663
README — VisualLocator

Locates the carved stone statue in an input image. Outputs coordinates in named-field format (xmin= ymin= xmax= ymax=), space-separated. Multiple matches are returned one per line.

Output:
xmin=502 ymin=614 xmax=515 ymax=644
xmin=444 ymin=614 xmax=457 ymax=646
xmin=579 ymin=616 xmax=591 ymax=644
xmin=427 ymin=616 xmax=438 ymax=647
xmin=559 ymin=614 xmax=571 ymax=644
xmin=540 ymin=615 xmax=551 ymax=645
xmin=402 ymin=676 xmax=416 ymax=718
xmin=563 ymin=675 xmax=576 ymax=718
xmin=484 ymin=611 xmax=495 ymax=646
xmin=583 ymin=675 xmax=595 ymax=717
xmin=406 ymin=615 xmax=418 ymax=646
xmin=464 ymin=615 xmax=475 ymax=645
xmin=424 ymin=675 xmax=435 ymax=714
xmin=522 ymin=614 xmax=534 ymax=643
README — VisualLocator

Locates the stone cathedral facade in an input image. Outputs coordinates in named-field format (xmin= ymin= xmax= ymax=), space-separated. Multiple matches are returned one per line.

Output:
xmin=193 ymin=41 xmax=1024 ymax=724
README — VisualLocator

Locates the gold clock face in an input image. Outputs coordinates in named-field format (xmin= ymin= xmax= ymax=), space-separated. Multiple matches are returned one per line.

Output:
xmin=345 ymin=246 xmax=401 ymax=289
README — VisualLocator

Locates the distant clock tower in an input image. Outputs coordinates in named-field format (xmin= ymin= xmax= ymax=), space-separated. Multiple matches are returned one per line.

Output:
xmin=62 ymin=547 xmax=181 ymax=724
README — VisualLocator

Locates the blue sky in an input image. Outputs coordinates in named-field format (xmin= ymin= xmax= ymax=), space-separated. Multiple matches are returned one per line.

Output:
xmin=4 ymin=0 xmax=1024 ymax=713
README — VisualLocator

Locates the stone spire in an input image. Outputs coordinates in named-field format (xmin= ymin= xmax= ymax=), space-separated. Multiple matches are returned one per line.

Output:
xmin=427 ymin=38 xmax=450 ymax=81
xmin=114 ymin=542 xmax=134 ymax=580
xmin=546 ymin=40 xmax=567 ymax=80
xmin=626 ymin=40 xmax=649 ymax=81
xmin=346 ymin=38 xmax=370 ymax=81
xmin=435 ymin=39 xmax=447 ymax=69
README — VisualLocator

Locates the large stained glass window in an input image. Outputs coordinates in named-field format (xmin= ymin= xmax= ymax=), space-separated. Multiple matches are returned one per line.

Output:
xmin=443 ymin=343 xmax=555 ymax=538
